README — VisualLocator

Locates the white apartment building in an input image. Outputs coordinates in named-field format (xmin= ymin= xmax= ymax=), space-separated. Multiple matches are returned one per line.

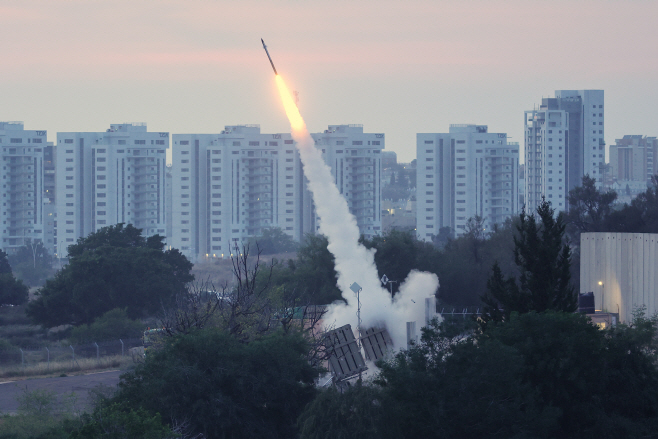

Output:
xmin=524 ymin=90 xmax=604 ymax=211
xmin=56 ymin=123 xmax=168 ymax=256
xmin=169 ymin=124 xmax=383 ymax=261
xmin=0 ymin=122 xmax=48 ymax=253
xmin=416 ymin=124 xmax=519 ymax=241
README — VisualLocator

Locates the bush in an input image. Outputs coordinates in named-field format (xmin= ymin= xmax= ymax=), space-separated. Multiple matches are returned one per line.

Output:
xmin=0 ymin=273 xmax=29 ymax=306
xmin=69 ymin=308 xmax=143 ymax=344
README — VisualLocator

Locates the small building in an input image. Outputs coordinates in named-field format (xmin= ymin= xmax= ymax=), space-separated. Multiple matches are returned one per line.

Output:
xmin=580 ymin=232 xmax=658 ymax=323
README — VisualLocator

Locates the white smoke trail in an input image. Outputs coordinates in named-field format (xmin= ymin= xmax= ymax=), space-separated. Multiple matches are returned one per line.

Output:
xmin=275 ymin=76 xmax=439 ymax=349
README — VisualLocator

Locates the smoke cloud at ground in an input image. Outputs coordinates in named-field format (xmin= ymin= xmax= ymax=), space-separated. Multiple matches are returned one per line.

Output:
xmin=275 ymin=75 xmax=440 ymax=350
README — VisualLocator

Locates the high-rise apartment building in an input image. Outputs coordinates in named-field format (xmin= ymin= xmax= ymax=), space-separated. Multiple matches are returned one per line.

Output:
xmin=56 ymin=123 xmax=168 ymax=256
xmin=524 ymin=90 xmax=604 ymax=211
xmin=609 ymin=135 xmax=657 ymax=183
xmin=416 ymin=124 xmax=519 ymax=241
xmin=169 ymin=124 xmax=383 ymax=260
xmin=0 ymin=122 xmax=48 ymax=253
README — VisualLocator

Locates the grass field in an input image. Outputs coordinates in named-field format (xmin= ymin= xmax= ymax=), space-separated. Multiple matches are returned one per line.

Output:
xmin=0 ymin=355 xmax=133 ymax=380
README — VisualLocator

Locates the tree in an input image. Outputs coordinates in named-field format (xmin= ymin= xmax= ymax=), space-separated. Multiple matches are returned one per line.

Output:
xmin=8 ymin=240 xmax=54 ymax=287
xmin=0 ymin=273 xmax=29 ymax=306
xmin=267 ymin=234 xmax=342 ymax=305
xmin=69 ymin=308 xmax=144 ymax=344
xmin=26 ymin=224 xmax=193 ymax=327
xmin=565 ymin=174 xmax=617 ymax=241
xmin=115 ymin=329 xmax=318 ymax=439
xmin=605 ymin=176 xmax=658 ymax=233
xmin=360 ymin=230 xmax=441 ymax=295
xmin=303 ymin=312 xmax=658 ymax=438
xmin=248 ymin=227 xmax=298 ymax=255
xmin=0 ymin=249 xmax=12 ymax=274
xmin=482 ymin=200 xmax=576 ymax=323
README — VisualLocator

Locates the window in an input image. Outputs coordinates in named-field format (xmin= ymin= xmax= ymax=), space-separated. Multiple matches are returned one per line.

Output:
xmin=426 ymin=183 xmax=434 ymax=187
xmin=134 ymin=140 xmax=145 ymax=145
xmin=97 ymin=193 xmax=106 ymax=198
xmin=66 ymin=185 xmax=73 ymax=189
xmin=156 ymin=140 xmax=165 ymax=145
xmin=97 ymin=149 xmax=106 ymax=153
xmin=97 ymin=211 xmax=106 ymax=215
xmin=65 ymin=167 xmax=74 ymax=171
xmin=97 ymin=184 xmax=106 ymax=189
xmin=424 ymin=140 xmax=434 ymax=144
xmin=64 ymin=139 xmax=73 ymax=144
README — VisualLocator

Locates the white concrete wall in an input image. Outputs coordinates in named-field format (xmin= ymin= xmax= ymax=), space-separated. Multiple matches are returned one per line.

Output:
xmin=580 ymin=232 xmax=658 ymax=323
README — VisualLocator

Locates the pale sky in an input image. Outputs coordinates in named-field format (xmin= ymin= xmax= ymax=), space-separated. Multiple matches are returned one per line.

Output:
xmin=1 ymin=0 xmax=657 ymax=163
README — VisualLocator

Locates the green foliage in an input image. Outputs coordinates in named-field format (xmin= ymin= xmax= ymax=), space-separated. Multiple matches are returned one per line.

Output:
xmin=115 ymin=328 xmax=318 ymax=439
xmin=0 ymin=272 xmax=29 ymax=306
xmin=71 ymin=402 xmax=176 ymax=439
xmin=0 ymin=250 xmax=12 ymax=274
xmin=300 ymin=312 xmax=658 ymax=438
xmin=8 ymin=240 xmax=54 ymax=287
xmin=249 ymin=227 xmax=299 ymax=255
xmin=26 ymin=224 xmax=193 ymax=327
xmin=0 ymin=388 xmax=77 ymax=439
xmin=298 ymin=385 xmax=384 ymax=439
xmin=265 ymin=234 xmax=342 ymax=304
xmin=565 ymin=174 xmax=618 ymax=238
xmin=69 ymin=308 xmax=143 ymax=344
xmin=360 ymin=230 xmax=441 ymax=295
xmin=482 ymin=200 xmax=576 ymax=323
xmin=438 ymin=217 xmax=518 ymax=306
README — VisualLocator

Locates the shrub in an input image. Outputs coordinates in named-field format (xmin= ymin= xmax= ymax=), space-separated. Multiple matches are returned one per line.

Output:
xmin=69 ymin=308 xmax=143 ymax=344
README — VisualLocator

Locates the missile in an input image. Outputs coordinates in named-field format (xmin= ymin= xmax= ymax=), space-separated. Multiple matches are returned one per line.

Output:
xmin=261 ymin=38 xmax=278 ymax=76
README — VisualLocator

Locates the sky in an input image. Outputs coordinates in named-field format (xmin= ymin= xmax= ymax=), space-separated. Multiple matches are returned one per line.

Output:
xmin=1 ymin=0 xmax=657 ymax=163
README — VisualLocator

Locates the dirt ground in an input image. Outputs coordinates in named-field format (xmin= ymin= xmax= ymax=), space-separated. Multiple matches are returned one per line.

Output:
xmin=0 ymin=370 xmax=123 ymax=414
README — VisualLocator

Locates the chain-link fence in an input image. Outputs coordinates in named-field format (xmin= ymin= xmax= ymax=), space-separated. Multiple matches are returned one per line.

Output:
xmin=0 ymin=338 xmax=143 ymax=368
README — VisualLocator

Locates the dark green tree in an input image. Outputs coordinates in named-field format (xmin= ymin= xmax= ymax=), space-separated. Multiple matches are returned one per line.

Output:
xmin=69 ymin=308 xmax=144 ymax=344
xmin=302 ymin=312 xmax=658 ymax=438
xmin=26 ymin=224 xmax=193 ymax=327
xmin=605 ymin=176 xmax=658 ymax=233
xmin=0 ymin=249 xmax=29 ymax=306
xmin=267 ymin=234 xmax=342 ymax=305
xmin=71 ymin=402 xmax=176 ymax=439
xmin=0 ymin=249 xmax=12 ymax=274
xmin=115 ymin=329 xmax=318 ymax=439
xmin=482 ymin=200 xmax=576 ymax=323
xmin=360 ymin=230 xmax=440 ymax=295
xmin=0 ymin=273 xmax=29 ymax=306
xmin=565 ymin=174 xmax=617 ymax=240
xmin=248 ymin=227 xmax=299 ymax=255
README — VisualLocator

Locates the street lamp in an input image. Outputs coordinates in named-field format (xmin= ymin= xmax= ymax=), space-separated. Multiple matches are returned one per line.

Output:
xmin=598 ymin=281 xmax=605 ymax=312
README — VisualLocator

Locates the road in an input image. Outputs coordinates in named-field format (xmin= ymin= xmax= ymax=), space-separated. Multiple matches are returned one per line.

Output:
xmin=0 ymin=370 xmax=123 ymax=414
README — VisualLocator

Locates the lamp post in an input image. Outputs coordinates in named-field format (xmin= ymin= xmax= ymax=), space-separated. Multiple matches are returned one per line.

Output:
xmin=598 ymin=281 xmax=605 ymax=312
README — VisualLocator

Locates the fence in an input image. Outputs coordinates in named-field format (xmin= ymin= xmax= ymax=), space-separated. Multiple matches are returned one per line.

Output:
xmin=0 ymin=338 xmax=143 ymax=368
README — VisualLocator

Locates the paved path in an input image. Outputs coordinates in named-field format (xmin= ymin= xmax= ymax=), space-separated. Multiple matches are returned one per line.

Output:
xmin=0 ymin=370 xmax=123 ymax=414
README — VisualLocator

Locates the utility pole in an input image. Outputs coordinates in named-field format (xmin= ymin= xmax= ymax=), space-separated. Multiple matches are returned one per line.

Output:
xmin=349 ymin=282 xmax=363 ymax=381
